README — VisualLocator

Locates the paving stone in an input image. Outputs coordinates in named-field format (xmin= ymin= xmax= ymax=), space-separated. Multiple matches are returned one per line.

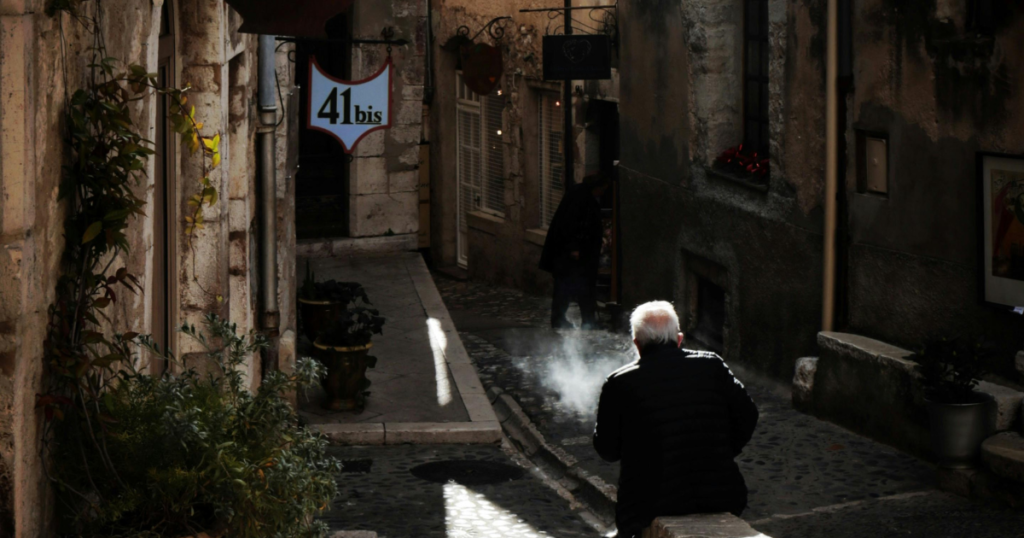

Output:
xmin=753 ymin=490 xmax=1024 ymax=538
xmin=321 ymin=445 xmax=602 ymax=537
xmin=650 ymin=513 xmax=769 ymax=538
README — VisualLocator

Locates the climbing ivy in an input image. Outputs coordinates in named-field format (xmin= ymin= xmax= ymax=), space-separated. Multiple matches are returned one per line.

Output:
xmin=38 ymin=1 xmax=222 ymax=421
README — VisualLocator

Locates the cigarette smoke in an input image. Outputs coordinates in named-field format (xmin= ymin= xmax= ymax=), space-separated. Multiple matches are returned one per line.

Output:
xmin=514 ymin=331 xmax=635 ymax=422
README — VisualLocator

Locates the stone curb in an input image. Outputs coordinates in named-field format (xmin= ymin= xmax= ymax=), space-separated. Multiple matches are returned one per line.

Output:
xmin=329 ymin=531 xmax=377 ymax=538
xmin=311 ymin=421 xmax=502 ymax=445
xmin=487 ymin=386 xmax=618 ymax=521
xmin=297 ymin=234 xmax=418 ymax=258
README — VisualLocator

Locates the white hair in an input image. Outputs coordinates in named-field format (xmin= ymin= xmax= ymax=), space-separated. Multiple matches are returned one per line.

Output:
xmin=630 ymin=301 xmax=681 ymax=348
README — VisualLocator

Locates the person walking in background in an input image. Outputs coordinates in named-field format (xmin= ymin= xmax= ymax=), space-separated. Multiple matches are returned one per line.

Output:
xmin=539 ymin=173 xmax=610 ymax=329
xmin=593 ymin=301 xmax=759 ymax=538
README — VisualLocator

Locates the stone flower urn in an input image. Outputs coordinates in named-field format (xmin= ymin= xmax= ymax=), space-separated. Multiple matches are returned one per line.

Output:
xmin=313 ymin=339 xmax=376 ymax=411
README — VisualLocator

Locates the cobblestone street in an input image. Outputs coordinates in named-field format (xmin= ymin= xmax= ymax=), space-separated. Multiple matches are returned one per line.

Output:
xmin=435 ymin=275 xmax=1024 ymax=538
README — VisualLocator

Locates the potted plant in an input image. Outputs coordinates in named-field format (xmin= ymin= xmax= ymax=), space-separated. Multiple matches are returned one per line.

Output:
xmin=915 ymin=338 xmax=995 ymax=468
xmin=298 ymin=261 xmax=370 ymax=342
xmin=313 ymin=305 xmax=386 ymax=411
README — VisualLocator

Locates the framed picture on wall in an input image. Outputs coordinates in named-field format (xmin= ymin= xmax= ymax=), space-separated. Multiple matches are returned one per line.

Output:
xmin=978 ymin=152 xmax=1024 ymax=311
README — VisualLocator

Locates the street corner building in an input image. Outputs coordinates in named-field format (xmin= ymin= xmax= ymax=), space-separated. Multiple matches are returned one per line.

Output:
xmin=0 ymin=0 xmax=430 ymax=534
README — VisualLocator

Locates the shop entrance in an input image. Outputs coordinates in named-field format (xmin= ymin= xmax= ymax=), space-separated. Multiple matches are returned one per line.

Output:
xmin=294 ymin=23 xmax=352 ymax=240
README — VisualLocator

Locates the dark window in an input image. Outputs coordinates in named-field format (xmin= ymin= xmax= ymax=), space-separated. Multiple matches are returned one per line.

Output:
xmin=692 ymin=277 xmax=725 ymax=353
xmin=744 ymin=0 xmax=769 ymax=155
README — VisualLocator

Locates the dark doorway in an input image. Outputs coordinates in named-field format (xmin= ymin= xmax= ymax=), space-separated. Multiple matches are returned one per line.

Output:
xmin=294 ymin=19 xmax=352 ymax=240
xmin=692 ymin=277 xmax=726 ymax=353
xmin=585 ymin=100 xmax=620 ymax=307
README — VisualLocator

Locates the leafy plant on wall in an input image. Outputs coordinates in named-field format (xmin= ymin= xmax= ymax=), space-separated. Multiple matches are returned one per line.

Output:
xmin=38 ymin=3 xmax=221 ymax=428
xmin=36 ymin=3 xmax=339 ymax=537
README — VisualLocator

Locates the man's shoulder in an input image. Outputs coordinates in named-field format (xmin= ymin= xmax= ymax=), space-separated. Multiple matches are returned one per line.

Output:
xmin=605 ymin=359 xmax=641 ymax=381
xmin=681 ymin=348 xmax=724 ymax=361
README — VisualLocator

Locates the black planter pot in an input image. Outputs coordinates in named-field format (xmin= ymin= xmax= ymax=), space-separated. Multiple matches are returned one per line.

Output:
xmin=298 ymin=298 xmax=343 ymax=342
xmin=313 ymin=339 xmax=377 ymax=411
xmin=926 ymin=392 xmax=994 ymax=468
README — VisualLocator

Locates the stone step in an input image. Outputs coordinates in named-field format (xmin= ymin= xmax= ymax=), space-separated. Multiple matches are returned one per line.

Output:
xmin=645 ymin=514 xmax=771 ymax=538
xmin=982 ymin=432 xmax=1024 ymax=484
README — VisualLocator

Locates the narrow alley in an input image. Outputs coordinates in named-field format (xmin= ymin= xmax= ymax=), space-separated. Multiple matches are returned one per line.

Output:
xmin=4 ymin=0 xmax=1024 ymax=537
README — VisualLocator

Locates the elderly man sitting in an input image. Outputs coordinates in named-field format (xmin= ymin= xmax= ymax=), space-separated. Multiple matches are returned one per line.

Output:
xmin=593 ymin=301 xmax=759 ymax=538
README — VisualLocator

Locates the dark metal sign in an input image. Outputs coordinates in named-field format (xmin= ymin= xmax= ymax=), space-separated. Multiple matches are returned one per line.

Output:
xmin=226 ymin=0 xmax=353 ymax=38
xmin=543 ymin=35 xmax=611 ymax=80
xmin=461 ymin=43 xmax=504 ymax=96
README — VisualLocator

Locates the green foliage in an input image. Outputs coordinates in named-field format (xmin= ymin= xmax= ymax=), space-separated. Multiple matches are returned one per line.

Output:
xmin=37 ymin=5 xmax=314 ymax=537
xmin=42 ymin=22 xmax=223 ymax=410
xmin=915 ymin=338 xmax=993 ymax=404
xmin=299 ymin=262 xmax=371 ymax=306
xmin=51 ymin=315 xmax=340 ymax=538
xmin=318 ymin=306 xmax=386 ymax=348
xmin=315 ymin=281 xmax=371 ymax=307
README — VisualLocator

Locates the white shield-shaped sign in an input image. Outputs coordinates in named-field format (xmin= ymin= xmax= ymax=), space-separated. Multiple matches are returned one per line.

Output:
xmin=307 ymin=56 xmax=392 ymax=153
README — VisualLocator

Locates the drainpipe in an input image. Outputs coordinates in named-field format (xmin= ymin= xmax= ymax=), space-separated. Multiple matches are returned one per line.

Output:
xmin=424 ymin=0 xmax=435 ymax=106
xmin=822 ymin=0 xmax=839 ymax=332
xmin=835 ymin=0 xmax=853 ymax=331
xmin=563 ymin=0 xmax=575 ymax=189
xmin=258 ymin=35 xmax=280 ymax=336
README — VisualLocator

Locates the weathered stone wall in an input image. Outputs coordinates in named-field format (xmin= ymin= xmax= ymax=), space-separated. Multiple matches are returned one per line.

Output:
xmin=431 ymin=0 xmax=618 ymax=294
xmin=617 ymin=0 xmax=827 ymax=381
xmin=843 ymin=0 xmax=1024 ymax=376
xmin=619 ymin=0 xmax=1024 ymax=383
xmin=0 ymin=1 xmax=297 ymax=534
xmin=347 ymin=0 xmax=427 ymax=241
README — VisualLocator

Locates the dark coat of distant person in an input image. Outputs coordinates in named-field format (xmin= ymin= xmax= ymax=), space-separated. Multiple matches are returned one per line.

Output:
xmin=538 ymin=181 xmax=604 ymax=278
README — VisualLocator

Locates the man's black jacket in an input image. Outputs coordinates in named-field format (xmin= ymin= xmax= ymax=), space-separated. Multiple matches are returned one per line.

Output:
xmin=593 ymin=344 xmax=759 ymax=538
xmin=538 ymin=182 xmax=603 ymax=277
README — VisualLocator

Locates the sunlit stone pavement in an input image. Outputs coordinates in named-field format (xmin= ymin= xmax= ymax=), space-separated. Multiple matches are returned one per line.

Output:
xmin=322 ymin=445 xmax=602 ymax=537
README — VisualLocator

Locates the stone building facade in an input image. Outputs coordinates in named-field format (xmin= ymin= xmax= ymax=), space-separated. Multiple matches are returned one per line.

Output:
xmin=0 ymin=0 xmax=435 ymax=531
xmin=616 ymin=0 xmax=1024 ymax=383
xmin=0 ymin=1 xmax=301 ymax=535
xmin=428 ymin=0 xmax=619 ymax=295
xmin=294 ymin=0 xmax=429 ymax=255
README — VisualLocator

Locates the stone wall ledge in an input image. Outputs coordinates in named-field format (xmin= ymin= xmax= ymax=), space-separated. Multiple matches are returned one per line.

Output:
xmin=801 ymin=332 xmax=1023 ymax=460
xmin=297 ymin=234 xmax=418 ymax=258
xmin=644 ymin=513 xmax=771 ymax=538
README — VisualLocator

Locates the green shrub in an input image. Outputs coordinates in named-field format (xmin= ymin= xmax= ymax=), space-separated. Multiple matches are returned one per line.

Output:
xmin=317 ymin=306 xmax=385 ymax=348
xmin=50 ymin=314 xmax=340 ymax=538
xmin=915 ymin=337 xmax=993 ymax=405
